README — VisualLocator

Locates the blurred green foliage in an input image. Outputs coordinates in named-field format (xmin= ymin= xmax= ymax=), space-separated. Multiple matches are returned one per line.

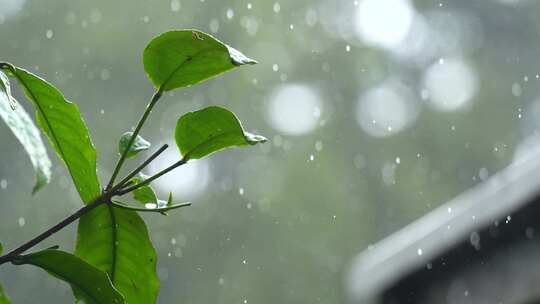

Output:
xmin=0 ymin=0 xmax=537 ymax=303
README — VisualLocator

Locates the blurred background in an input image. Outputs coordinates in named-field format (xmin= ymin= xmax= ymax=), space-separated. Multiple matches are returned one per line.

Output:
xmin=0 ymin=0 xmax=538 ymax=302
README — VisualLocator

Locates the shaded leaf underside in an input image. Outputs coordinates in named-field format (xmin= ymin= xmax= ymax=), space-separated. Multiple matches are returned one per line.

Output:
xmin=0 ymin=70 xmax=51 ymax=193
xmin=12 ymin=250 xmax=124 ymax=304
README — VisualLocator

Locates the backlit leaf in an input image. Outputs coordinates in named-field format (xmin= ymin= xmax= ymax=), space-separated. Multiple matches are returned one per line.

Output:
xmin=75 ymin=206 xmax=159 ymax=304
xmin=175 ymin=106 xmax=266 ymax=160
xmin=3 ymin=65 xmax=100 ymax=203
xmin=143 ymin=30 xmax=257 ymax=91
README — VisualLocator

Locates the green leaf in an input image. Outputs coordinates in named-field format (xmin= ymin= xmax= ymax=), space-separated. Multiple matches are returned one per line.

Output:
xmin=0 ymin=70 xmax=52 ymax=193
xmin=3 ymin=65 xmax=100 ymax=203
xmin=175 ymin=106 xmax=267 ymax=160
xmin=0 ymin=283 xmax=10 ymax=304
xmin=143 ymin=30 xmax=257 ymax=91
xmin=118 ymin=131 xmax=151 ymax=158
xmin=11 ymin=249 xmax=124 ymax=304
xmin=75 ymin=206 xmax=159 ymax=304
xmin=131 ymin=176 xmax=158 ymax=204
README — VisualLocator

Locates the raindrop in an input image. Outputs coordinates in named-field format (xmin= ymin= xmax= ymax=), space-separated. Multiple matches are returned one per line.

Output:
xmin=226 ymin=8 xmax=234 ymax=20
xmin=346 ymin=45 xmax=351 ymax=52
xmin=395 ymin=157 xmax=401 ymax=164
xmin=289 ymin=24 xmax=294 ymax=30
xmin=18 ymin=217 xmax=25 ymax=227
xmin=0 ymin=179 xmax=6 ymax=189
xmin=100 ymin=109 xmax=105 ymax=114
xmin=470 ymin=232 xmax=481 ymax=250
xmin=242 ymin=259 xmax=247 ymax=264
xmin=45 ymin=29 xmax=54 ymax=39
xmin=239 ymin=187 xmax=244 ymax=195
xmin=305 ymin=8 xmax=318 ymax=27
xmin=381 ymin=162 xmax=396 ymax=185
xmin=209 ymin=19 xmax=220 ymax=33
xmin=315 ymin=141 xmax=323 ymax=151
xmin=142 ymin=16 xmax=150 ymax=23
xmin=309 ymin=154 xmax=315 ymax=161
xmin=218 ymin=277 xmax=225 ymax=285
xmin=511 ymin=82 xmax=522 ymax=97
xmin=100 ymin=69 xmax=110 ymax=81
xmin=272 ymin=64 xmax=279 ymax=72
xmin=447 ymin=207 xmax=452 ymax=213
xmin=526 ymin=227 xmax=535 ymax=239
xmin=247 ymin=3 xmax=252 ymax=9
xmin=417 ymin=248 xmax=423 ymax=256
xmin=505 ymin=215 xmax=511 ymax=224
xmin=170 ymin=0 xmax=181 ymax=12
xmin=353 ymin=154 xmax=366 ymax=169
xmin=273 ymin=2 xmax=281 ymax=13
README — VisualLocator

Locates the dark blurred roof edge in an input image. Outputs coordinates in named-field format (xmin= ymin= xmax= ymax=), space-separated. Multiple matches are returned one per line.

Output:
xmin=346 ymin=151 xmax=540 ymax=303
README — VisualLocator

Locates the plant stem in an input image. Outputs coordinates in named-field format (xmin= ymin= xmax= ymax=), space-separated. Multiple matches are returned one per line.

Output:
xmin=0 ymin=198 xmax=106 ymax=265
xmin=106 ymin=88 xmax=164 ymax=191
xmin=116 ymin=158 xmax=187 ymax=196
xmin=109 ymin=144 xmax=168 ymax=194
xmin=111 ymin=200 xmax=191 ymax=213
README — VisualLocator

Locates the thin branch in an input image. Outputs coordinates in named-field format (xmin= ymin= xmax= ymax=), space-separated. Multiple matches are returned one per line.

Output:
xmin=116 ymin=158 xmax=187 ymax=196
xmin=0 ymin=198 xmax=106 ymax=265
xmin=109 ymin=144 xmax=169 ymax=194
xmin=111 ymin=200 xmax=191 ymax=213
xmin=106 ymin=88 xmax=164 ymax=190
